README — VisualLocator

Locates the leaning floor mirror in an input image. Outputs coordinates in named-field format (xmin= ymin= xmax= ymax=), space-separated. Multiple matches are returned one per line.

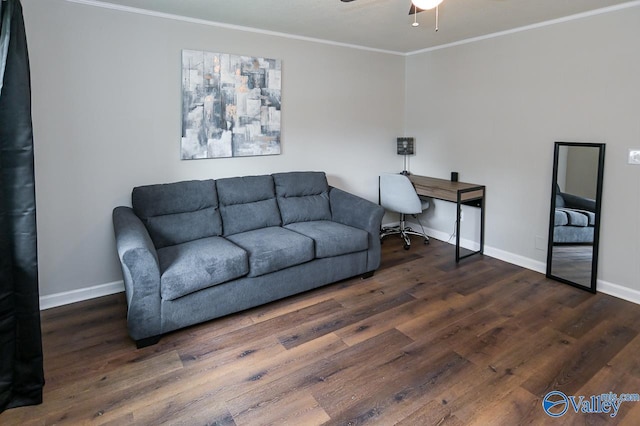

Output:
xmin=546 ymin=142 xmax=605 ymax=293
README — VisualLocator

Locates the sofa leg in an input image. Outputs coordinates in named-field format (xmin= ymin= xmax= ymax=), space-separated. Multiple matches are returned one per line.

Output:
xmin=135 ymin=335 xmax=162 ymax=349
xmin=360 ymin=271 xmax=375 ymax=279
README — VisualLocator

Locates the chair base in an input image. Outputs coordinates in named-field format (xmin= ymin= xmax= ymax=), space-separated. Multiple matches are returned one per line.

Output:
xmin=380 ymin=215 xmax=429 ymax=250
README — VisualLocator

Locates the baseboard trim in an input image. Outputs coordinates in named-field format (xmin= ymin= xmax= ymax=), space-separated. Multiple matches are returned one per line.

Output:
xmin=39 ymin=227 xmax=640 ymax=310
xmin=597 ymin=279 xmax=640 ymax=305
xmin=423 ymin=229 xmax=545 ymax=271
xmin=407 ymin=220 xmax=640 ymax=305
xmin=483 ymin=245 xmax=547 ymax=275
xmin=40 ymin=280 xmax=124 ymax=310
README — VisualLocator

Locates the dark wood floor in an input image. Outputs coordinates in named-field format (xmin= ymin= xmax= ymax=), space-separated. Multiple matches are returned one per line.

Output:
xmin=550 ymin=245 xmax=594 ymax=288
xmin=4 ymin=237 xmax=640 ymax=425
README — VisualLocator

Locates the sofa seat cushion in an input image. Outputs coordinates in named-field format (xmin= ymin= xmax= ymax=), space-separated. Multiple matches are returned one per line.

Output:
xmin=285 ymin=220 xmax=368 ymax=258
xmin=555 ymin=208 xmax=594 ymax=228
xmin=157 ymin=237 xmax=248 ymax=301
xmin=554 ymin=209 xmax=569 ymax=226
xmin=226 ymin=226 xmax=314 ymax=277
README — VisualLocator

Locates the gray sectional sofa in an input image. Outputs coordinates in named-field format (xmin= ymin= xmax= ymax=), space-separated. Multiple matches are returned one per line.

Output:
xmin=553 ymin=185 xmax=596 ymax=244
xmin=112 ymin=171 xmax=384 ymax=347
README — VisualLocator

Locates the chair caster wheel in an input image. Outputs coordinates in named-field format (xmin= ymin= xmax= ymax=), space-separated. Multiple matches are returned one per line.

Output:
xmin=403 ymin=244 xmax=410 ymax=250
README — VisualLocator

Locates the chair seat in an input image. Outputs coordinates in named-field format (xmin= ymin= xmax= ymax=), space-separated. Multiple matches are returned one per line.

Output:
xmin=379 ymin=173 xmax=430 ymax=249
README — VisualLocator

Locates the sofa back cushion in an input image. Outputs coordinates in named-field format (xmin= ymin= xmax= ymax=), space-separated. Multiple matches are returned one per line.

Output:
xmin=217 ymin=175 xmax=281 ymax=236
xmin=273 ymin=171 xmax=332 ymax=225
xmin=132 ymin=180 xmax=222 ymax=249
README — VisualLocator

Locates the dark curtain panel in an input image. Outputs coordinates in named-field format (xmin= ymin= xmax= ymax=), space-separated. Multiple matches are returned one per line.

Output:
xmin=0 ymin=0 xmax=44 ymax=412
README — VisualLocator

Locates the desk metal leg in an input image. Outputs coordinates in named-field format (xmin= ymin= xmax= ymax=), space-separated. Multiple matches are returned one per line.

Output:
xmin=480 ymin=190 xmax=485 ymax=255
xmin=456 ymin=198 xmax=462 ymax=262
xmin=455 ymin=187 xmax=485 ymax=263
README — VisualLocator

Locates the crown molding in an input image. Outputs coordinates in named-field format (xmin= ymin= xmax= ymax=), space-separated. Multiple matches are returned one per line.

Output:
xmin=64 ymin=0 xmax=404 ymax=56
xmin=66 ymin=0 xmax=640 ymax=56
xmin=66 ymin=0 xmax=640 ymax=57
xmin=405 ymin=0 xmax=640 ymax=56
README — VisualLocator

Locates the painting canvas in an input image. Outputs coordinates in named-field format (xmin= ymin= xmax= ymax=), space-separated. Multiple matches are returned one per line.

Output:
xmin=181 ymin=50 xmax=282 ymax=159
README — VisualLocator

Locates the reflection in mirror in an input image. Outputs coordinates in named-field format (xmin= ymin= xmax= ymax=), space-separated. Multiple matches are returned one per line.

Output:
xmin=546 ymin=142 xmax=605 ymax=293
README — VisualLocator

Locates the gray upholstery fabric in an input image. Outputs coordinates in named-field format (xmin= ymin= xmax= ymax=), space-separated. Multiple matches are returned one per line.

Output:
xmin=285 ymin=220 xmax=368 ymax=258
xmin=144 ymin=208 xmax=221 ymax=249
xmin=554 ymin=208 xmax=595 ymax=244
xmin=113 ymin=207 xmax=162 ymax=340
xmin=561 ymin=191 xmax=596 ymax=212
xmin=113 ymin=172 xmax=385 ymax=345
xmin=274 ymin=171 xmax=331 ymax=225
xmin=161 ymin=252 xmax=368 ymax=333
xmin=278 ymin=193 xmax=331 ymax=225
xmin=132 ymin=180 xmax=222 ymax=249
xmin=216 ymin=175 xmax=281 ymax=236
xmin=554 ymin=186 xmax=597 ymax=244
xmin=557 ymin=208 xmax=589 ymax=227
xmin=554 ymin=226 xmax=593 ymax=244
xmin=227 ymin=226 xmax=314 ymax=277
xmin=220 ymin=199 xmax=281 ymax=236
xmin=273 ymin=171 xmax=329 ymax=197
xmin=330 ymin=187 xmax=385 ymax=271
xmin=157 ymin=237 xmax=248 ymax=301
xmin=132 ymin=179 xmax=217 ymax=217
xmin=585 ymin=211 xmax=596 ymax=226
xmin=555 ymin=210 xmax=569 ymax=226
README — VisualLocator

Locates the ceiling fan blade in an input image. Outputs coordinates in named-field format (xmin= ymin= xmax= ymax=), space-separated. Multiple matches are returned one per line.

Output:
xmin=340 ymin=0 xmax=423 ymax=14
xmin=339 ymin=0 xmax=423 ymax=15
xmin=409 ymin=4 xmax=425 ymax=15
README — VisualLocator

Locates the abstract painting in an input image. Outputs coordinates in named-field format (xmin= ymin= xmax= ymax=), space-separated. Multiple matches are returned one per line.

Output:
xmin=181 ymin=50 xmax=282 ymax=159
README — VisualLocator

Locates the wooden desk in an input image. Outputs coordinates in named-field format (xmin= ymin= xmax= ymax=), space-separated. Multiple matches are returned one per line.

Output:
xmin=409 ymin=175 xmax=486 ymax=262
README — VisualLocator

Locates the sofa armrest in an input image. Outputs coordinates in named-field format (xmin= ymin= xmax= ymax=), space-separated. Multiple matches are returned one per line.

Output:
xmin=329 ymin=187 xmax=385 ymax=271
xmin=113 ymin=206 xmax=162 ymax=342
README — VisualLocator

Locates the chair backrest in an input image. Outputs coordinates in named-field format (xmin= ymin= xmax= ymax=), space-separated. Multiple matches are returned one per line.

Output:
xmin=379 ymin=173 xmax=423 ymax=214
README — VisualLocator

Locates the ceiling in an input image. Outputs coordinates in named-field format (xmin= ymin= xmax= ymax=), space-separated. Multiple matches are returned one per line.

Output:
xmin=86 ymin=0 xmax=637 ymax=53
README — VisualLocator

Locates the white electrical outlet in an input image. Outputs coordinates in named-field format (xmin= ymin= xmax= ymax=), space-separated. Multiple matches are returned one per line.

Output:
xmin=460 ymin=211 xmax=464 ymax=222
xmin=629 ymin=149 xmax=640 ymax=165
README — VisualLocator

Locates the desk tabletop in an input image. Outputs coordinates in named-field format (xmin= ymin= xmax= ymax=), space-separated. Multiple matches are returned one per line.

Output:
xmin=409 ymin=174 xmax=485 ymax=203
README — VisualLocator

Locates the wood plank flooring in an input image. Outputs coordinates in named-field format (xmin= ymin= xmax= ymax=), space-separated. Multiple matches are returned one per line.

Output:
xmin=3 ymin=237 xmax=640 ymax=425
xmin=549 ymin=245 xmax=594 ymax=287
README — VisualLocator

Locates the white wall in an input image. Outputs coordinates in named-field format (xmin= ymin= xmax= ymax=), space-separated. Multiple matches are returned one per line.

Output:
xmin=22 ymin=0 xmax=405 ymax=302
xmin=405 ymin=6 xmax=640 ymax=294
xmin=565 ymin=146 xmax=599 ymax=199
xmin=22 ymin=0 xmax=640 ymax=306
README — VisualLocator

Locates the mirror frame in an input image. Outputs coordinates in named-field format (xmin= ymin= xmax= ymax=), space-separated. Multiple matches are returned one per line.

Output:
xmin=546 ymin=141 xmax=605 ymax=293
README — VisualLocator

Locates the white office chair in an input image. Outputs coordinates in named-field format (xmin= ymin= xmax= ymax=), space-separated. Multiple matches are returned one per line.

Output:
xmin=379 ymin=173 xmax=430 ymax=250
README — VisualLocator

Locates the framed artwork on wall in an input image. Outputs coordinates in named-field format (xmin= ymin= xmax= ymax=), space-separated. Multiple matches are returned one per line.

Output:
xmin=181 ymin=50 xmax=282 ymax=159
